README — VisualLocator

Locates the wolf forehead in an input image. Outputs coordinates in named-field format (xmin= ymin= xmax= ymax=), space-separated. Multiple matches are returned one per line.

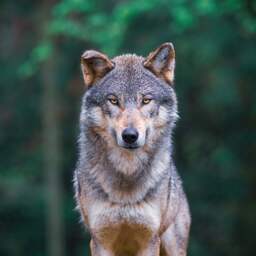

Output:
xmin=86 ymin=54 xmax=175 ymax=103
xmin=113 ymin=53 xmax=144 ymax=72
xmin=101 ymin=54 xmax=163 ymax=89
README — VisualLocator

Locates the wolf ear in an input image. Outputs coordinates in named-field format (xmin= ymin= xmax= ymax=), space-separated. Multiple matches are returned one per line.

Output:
xmin=81 ymin=50 xmax=114 ymax=87
xmin=143 ymin=42 xmax=175 ymax=85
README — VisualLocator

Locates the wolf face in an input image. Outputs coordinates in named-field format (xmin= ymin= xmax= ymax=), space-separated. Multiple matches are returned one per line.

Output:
xmin=80 ymin=43 xmax=178 ymax=155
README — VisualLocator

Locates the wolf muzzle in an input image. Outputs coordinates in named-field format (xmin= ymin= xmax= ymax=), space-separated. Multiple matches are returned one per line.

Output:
xmin=120 ymin=127 xmax=140 ymax=149
xmin=122 ymin=127 xmax=139 ymax=144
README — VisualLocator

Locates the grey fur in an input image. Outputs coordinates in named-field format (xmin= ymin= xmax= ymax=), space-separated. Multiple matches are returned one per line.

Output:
xmin=74 ymin=43 xmax=190 ymax=255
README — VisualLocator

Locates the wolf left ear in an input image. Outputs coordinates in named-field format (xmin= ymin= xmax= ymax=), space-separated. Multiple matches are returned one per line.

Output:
xmin=143 ymin=42 xmax=175 ymax=85
xmin=81 ymin=50 xmax=114 ymax=87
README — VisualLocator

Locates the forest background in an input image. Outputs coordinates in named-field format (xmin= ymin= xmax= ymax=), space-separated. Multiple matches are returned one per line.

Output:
xmin=1 ymin=0 xmax=256 ymax=255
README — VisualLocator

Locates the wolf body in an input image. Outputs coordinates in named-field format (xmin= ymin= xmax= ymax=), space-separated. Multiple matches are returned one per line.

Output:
xmin=74 ymin=43 xmax=191 ymax=256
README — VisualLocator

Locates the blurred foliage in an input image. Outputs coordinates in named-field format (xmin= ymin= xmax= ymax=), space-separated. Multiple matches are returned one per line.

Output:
xmin=1 ymin=0 xmax=256 ymax=255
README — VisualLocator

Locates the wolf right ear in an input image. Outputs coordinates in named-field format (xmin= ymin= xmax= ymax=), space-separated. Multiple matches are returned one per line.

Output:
xmin=143 ymin=42 xmax=175 ymax=85
xmin=81 ymin=50 xmax=114 ymax=87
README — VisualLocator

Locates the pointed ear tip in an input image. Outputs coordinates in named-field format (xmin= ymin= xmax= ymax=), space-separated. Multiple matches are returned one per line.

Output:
xmin=81 ymin=50 xmax=95 ymax=60
xmin=162 ymin=42 xmax=175 ymax=50
xmin=82 ymin=50 xmax=108 ymax=60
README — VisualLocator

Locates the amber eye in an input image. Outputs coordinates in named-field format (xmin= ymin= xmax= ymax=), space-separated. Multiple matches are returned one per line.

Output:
xmin=108 ymin=98 xmax=118 ymax=105
xmin=142 ymin=98 xmax=152 ymax=105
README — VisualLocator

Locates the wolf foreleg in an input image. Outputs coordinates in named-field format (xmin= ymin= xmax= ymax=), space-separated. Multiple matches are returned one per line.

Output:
xmin=90 ymin=239 xmax=114 ymax=256
xmin=160 ymin=197 xmax=191 ymax=256
xmin=138 ymin=236 xmax=160 ymax=256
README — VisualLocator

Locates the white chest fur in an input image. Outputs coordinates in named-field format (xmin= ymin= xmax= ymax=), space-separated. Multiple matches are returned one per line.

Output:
xmin=88 ymin=198 xmax=162 ymax=248
xmin=89 ymin=199 xmax=161 ymax=230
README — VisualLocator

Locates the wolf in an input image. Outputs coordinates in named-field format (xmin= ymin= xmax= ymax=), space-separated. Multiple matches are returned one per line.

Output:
xmin=74 ymin=42 xmax=191 ymax=256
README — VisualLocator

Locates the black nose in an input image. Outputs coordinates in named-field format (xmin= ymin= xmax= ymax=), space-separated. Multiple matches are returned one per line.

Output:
xmin=122 ymin=127 xmax=139 ymax=144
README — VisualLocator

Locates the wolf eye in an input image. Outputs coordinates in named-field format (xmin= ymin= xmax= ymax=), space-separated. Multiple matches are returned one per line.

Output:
xmin=142 ymin=98 xmax=152 ymax=105
xmin=108 ymin=98 xmax=118 ymax=105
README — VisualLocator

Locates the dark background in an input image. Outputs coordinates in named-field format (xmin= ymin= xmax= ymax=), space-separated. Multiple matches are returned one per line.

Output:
xmin=1 ymin=0 xmax=256 ymax=255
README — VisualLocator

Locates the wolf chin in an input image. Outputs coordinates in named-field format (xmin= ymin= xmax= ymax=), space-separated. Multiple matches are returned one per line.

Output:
xmin=74 ymin=43 xmax=191 ymax=256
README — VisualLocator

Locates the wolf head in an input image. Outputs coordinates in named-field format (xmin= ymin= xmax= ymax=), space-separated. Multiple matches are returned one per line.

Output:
xmin=80 ymin=43 xmax=178 ymax=155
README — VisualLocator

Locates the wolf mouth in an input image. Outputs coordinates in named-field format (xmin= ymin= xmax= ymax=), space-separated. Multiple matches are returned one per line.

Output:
xmin=122 ymin=144 xmax=140 ymax=150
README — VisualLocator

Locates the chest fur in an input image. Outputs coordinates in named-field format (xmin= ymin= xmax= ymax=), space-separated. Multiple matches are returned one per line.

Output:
xmin=89 ymin=199 xmax=161 ymax=229
xmin=87 ymin=199 xmax=162 ymax=248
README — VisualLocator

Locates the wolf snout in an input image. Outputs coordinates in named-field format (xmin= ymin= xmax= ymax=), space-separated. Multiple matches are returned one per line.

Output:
xmin=122 ymin=127 xmax=139 ymax=144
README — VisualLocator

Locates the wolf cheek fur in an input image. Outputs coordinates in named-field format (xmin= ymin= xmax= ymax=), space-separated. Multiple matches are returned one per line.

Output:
xmin=74 ymin=43 xmax=191 ymax=255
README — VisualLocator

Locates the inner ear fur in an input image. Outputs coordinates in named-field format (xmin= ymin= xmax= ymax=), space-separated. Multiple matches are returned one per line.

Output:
xmin=81 ymin=50 xmax=114 ymax=87
xmin=143 ymin=42 xmax=175 ymax=85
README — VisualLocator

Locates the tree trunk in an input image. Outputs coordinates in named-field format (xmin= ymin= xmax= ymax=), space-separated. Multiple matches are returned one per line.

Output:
xmin=41 ymin=48 xmax=65 ymax=256
xmin=39 ymin=0 xmax=65 ymax=251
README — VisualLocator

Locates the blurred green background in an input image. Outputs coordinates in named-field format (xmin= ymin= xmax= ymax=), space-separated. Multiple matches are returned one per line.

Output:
xmin=1 ymin=0 xmax=256 ymax=255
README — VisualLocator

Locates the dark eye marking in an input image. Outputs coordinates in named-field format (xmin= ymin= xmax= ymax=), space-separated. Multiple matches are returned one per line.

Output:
xmin=141 ymin=94 xmax=153 ymax=105
xmin=107 ymin=95 xmax=119 ymax=106
xmin=142 ymin=98 xmax=151 ymax=105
